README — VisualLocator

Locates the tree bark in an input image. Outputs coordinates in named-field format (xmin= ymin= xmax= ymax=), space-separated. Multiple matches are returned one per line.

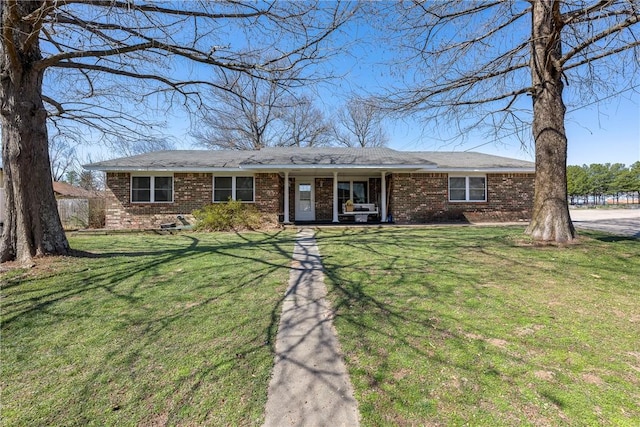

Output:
xmin=1 ymin=1 xmax=69 ymax=262
xmin=525 ymin=0 xmax=576 ymax=242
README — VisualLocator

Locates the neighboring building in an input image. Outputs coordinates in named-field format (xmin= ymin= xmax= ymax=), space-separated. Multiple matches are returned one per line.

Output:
xmin=53 ymin=181 xmax=106 ymax=229
xmin=84 ymin=147 xmax=535 ymax=229
xmin=53 ymin=181 xmax=102 ymax=199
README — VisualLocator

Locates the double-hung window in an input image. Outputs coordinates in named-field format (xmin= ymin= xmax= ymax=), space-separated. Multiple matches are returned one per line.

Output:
xmin=213 ymin=176 xmax=254 ymax=202
xmin=449 ymin=176 xmax=486 ymax=202
xmin=131 ymin=175 xmax=173 ymax=203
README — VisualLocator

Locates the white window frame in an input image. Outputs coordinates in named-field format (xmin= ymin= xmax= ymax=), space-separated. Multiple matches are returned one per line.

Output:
xmin=213 ymin=176 xmax=255 ymax=202
xmin=338 ymin=179 xmax=369 ymax=202
xmin=448 ymin=175 xmax=487 ymax=202
xmin=130 ymin=174 xmax=174 ymax=203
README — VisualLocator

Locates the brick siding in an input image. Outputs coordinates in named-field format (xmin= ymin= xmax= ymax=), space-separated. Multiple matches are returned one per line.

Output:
xmin=105 ymin=172 xmax=283 ymax=228
xmin=255 ymin=173 xmax=282 ymax=224
xmin=390 ymin=172 xmax=534 ymax=223
xmin=104 ymin=171 xmax=534 ymax=228
xmin=315 ymin=178 xmax=334 ymax=221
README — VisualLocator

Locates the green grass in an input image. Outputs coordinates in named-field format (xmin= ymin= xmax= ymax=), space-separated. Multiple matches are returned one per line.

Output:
xmin=3 ymin=226 xmax=639 ymax=426
xmin=317 ymin=226 xmax=640 ymax=426
xmin=1 ymin=231 xmax=295 ymax=426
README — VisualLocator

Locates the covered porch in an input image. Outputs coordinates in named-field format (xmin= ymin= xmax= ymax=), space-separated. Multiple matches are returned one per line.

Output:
xmin=280 ymin=170 xmax=390 ymax=224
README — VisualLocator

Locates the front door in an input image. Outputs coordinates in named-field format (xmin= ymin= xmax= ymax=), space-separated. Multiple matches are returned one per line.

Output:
xmin=295 ymin=181 xmax=315 ymax=221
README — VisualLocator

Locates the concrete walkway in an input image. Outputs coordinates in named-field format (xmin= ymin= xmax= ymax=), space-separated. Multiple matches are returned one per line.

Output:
xmin=263 ymin=229 xmax=360 ymax=427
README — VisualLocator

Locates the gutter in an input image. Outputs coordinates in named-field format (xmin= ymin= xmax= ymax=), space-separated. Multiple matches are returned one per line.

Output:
xmin=84 ymin=165 xmax=535 ymax=174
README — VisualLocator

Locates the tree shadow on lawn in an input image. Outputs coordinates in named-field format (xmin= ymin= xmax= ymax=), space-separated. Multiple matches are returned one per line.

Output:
xmin=68 ymin=229 xmax=295 ymax=259
xmin=315 ymin=227 xmax=640 ymax=424
xmin=585 ymin=233 xmax=640 ymax=243
xmin=319 ymin=252 xmax=541 ymax=422
xmin=1 ymin=230 xmax=298 ymax=425
xmin=1 ymin=231 xmax=295 ymax=330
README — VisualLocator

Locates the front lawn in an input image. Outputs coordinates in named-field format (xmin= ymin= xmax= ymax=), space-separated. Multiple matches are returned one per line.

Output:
xmin=3 ymin=226 xmax=638 ymax=426
xmin=1 ymin=231 xmax=295 ymax=426
xmin=317 ymin=226 xmax=640 ymax=426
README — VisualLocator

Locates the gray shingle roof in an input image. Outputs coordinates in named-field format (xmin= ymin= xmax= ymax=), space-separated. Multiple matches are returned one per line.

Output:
xmin=84 ymin=147 xmax=534 ymax=172
xmin=239 ymin=147 xmax=437 ymax=166
xmin=405 ymin=151 xmax=535 ymax=169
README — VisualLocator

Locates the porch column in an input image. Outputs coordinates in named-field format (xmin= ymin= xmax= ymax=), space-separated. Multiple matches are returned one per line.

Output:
xmin=380 ymin=171 xmax=387 ymax=222
xmin=284 ymin=171 xmax=290 ymax=223
xmin=332 ymin=171 xmax=339 ymax=223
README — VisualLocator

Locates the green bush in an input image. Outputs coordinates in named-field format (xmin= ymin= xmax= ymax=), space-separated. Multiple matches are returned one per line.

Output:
xmin=193 ymin=200 xmax=263 ymax=231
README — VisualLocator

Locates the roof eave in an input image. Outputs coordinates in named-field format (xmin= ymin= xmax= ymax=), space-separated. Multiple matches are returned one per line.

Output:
xmin=241 ymin=164 xmax=438 ymax=170
xmin=429 ymin=167 xmax=535 ymax=173
xmin=85 ymin=165 xmax=534 ymax=173
xmin=83 ymin=166 xmax=243 ymax=172
xmin=86 ymin=164 xmax=440 ymax=172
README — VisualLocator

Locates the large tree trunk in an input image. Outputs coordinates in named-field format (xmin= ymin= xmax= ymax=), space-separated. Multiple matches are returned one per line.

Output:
xmin=525 ymin=0 xmax=576 ymax=243
xmin=1 ymin=1 xmax=69 ymax=262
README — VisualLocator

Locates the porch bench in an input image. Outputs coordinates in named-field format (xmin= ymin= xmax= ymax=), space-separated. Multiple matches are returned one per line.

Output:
xmin=340 ymin=203 xmax=379 ymax=222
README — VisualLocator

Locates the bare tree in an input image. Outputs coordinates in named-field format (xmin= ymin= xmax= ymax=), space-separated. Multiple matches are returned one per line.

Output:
xmin=113 ymin=137 xmax=176 ymax=157
xmin=277 ymin=95 xmax=333 ymax=147
xmin=193 ymin=70 xmax=333 ymax=149
xmin=49 ymin=134 xmax=78 ymax=182
xmin=78 ymin=170 xmax=100 ymax=191
xmin=379 ymin=1 xmax=639 ymax=242
xmin=334 ymin=96 xmax=389 ymax=147
xmin=192 ymin=68 xmax=288 ymax=150
xmin=1 ymin=1 xmax=352 ymax=262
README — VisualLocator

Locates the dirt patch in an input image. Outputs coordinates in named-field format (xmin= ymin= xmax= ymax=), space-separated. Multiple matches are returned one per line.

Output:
xmin=393 ymin=368 xmax=411 ymax=381
xmin=582 ymin=373 xmax=604 ymax=386
xmin=140 ymin=412 xmax=169 ymax=427
xmin=463 ymin=331 xmax=509 ymax=349
xmin=534 ymin=370 xmax=555 ymax=381
xmin=0 ymin=254 xmax=73 ymax=275
xmin=487 ymin=338 xmax=508 ymax=348
xmin=515 ymin=324 xmax=545 ymax=336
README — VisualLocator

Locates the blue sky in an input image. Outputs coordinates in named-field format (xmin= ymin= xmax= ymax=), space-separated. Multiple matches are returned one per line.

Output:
xmin=70 ymin=2 xmax=640 ymax=168
xmin=379 ymin=93 xmax=639 ymax=166
xmin=159 ymin=52 xmax=639 ymax=168
xmin=321 ymin=3 xmax=640 ymax=167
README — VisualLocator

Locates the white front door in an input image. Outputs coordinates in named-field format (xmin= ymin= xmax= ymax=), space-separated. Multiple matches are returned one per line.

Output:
xmin=295 ymin=181 xmax=315 ymax=221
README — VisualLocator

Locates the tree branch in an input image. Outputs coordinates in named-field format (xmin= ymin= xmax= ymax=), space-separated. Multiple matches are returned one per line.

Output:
xmin=2 ymin=0 xmax=23 ymax=76
xmin=563 ymin=0 xmax=616 ymax=24
xmin=22 ymin=0 xmax=54 ymax=51
xmin=82 ymin=0 xmax=268 ymax=20
xmin=37 ymin=42 xmax=156 ymax=70
xmin=560 ymin=11 xmax=640 ymax=65
xmin=564 ymin=39 xmax=640 ymax=70
xmin=42 ymin=94 xmax=65 ymax=116
xmin=50 ymin=60 xmax=227 ymax=94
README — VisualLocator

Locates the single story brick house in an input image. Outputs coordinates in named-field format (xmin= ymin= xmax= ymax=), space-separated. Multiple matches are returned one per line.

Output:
xmin=84 ymin=147 xmax=535 ymax=229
